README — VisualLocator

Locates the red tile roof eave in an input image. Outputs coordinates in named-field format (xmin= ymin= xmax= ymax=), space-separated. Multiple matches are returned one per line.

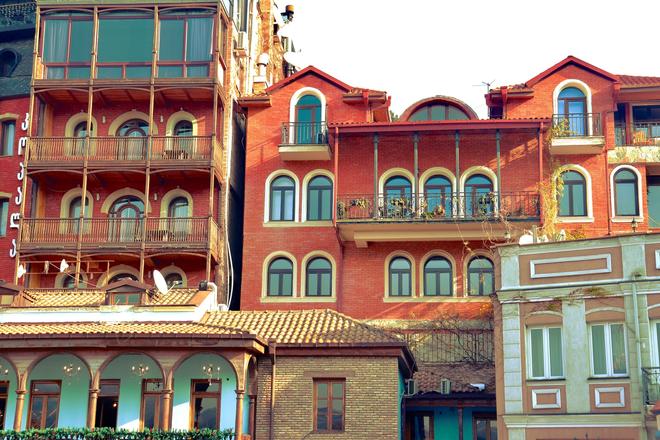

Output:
xmin=265 ymin=66 xmax=353 ymax=94
xmin=526 ymin=55 xmax=619 ymax=87
xmin=330 ymin=118 xmax=551 ymax=134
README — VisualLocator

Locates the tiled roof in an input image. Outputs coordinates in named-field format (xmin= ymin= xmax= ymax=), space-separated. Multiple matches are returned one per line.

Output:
xmin=618 ymin=74 xmax=660 ymax=87
xmin=413 ymin=362 xmax=495 ymax=394
xmin=19 ymin=288 xmax=202 ymax=307
xmin=0 ymin=321 xmax=248 ymax=337
xmin=203 ymin=309 xmax=405 ymax=346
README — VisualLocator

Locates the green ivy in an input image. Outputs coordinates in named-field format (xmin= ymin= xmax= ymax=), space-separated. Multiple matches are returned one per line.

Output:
xmin=0 ymin=428 xmax=234 ymax=440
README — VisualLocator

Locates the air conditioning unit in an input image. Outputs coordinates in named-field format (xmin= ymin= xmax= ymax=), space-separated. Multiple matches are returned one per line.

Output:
xmin=404 ymin=379 xmax=417 ymax=396
xmin=439 ymin=378 xmax=451 ymax=395
xmin=234 ymin=31 xmax=248 ymax=56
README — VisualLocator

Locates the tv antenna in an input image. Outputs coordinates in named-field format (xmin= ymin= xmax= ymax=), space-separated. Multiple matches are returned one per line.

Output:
xmin=472 ymin=80 xmax=496 ymax=93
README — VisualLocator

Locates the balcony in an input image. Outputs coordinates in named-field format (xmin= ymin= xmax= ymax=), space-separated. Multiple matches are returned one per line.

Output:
xmin=643 ymin=367 xmax=660 ymax=405
xmin=20 ymin=217 xmax=219 ymax=257
xmin=615 ymin=121 xmax=660 ymax=147
xmin=550 ymin=113 xmax=605 ymax=154
xmin=0 ymin=1 xmax=35 ymax=33
xmin=28 ymin=136 xmax=222 ymax=172
xmin=335 ymin=192 xmax=540 ymax=247
xmin=278 ymin=122 xmax=331 ymax=161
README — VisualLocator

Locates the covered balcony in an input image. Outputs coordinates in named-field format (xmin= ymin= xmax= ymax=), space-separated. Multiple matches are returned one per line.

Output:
xmin=278 ymin=121 xmax=331 ymax=160
xmin=549 ymin=113 xmax=605 ymax=154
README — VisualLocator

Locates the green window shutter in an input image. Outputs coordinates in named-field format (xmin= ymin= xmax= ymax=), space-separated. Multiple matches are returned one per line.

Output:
xmin=610 ymin=324 xmax=627 ymax=375
xmin=530 ymin=328 xmax=545 ymax=378
xmin=591 ymin=325 xmax=607 ymax=375
xmin=548 ymin=327 xmax=563 ymax=377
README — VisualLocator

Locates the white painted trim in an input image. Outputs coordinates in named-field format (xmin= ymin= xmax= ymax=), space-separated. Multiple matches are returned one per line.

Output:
xmin=261 ymin=251 xmax=298 ymax=298
xmin=458 ymin=166 xmax=498 ymax=193
xmin=263 ymin=169 xmax=300 ymax=223
xmin=378 ymin=168 xmax=415 ymax=195
xmin=418 ymin=167 xmax=456 ymax=195
xmin=610 ymin=165 xmax=643 ymax=220
xmin=530 ymin=253 xmax=612 ymax=279
xmin=556 ymin=164 xmax=594 ymax=220
xmin=594 ymin=386 xmax=625 ymax=408
xmin=589 ymin=323 xmax=629 ymax=378
xmin=384 ymin=251 xmax=416 ymax=298
xmin=655 ymin=250 xmax=660 ymax=269
xmin=301 ymin=169 xmax=334 ymax=222
xmin=526 ymin=326 xmax=564 ymax=380
xmin=553 ymin=79 xmax=593 ymax=135
xmin=531 ymin=388 xmax=561 ymax=409
xmin=289 ymin=87 xmax=326 ymax=143
xmin=300 ymin=250 xmax=337 ymax=299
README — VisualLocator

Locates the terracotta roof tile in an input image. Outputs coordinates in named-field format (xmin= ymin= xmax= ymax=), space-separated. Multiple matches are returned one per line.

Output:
xmin=19 ymin=288 xmax=201 ymax=307
xmin=0 ymin=321 xmax=247 ymax=337
xmin=413 ymin=362 xmax=495 ymax=394
xmin=618 ymin=74 xmax=660 ymax=87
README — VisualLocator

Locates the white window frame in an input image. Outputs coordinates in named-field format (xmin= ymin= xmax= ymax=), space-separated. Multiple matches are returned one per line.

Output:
xmin=589 ymin=323 xmax=629 ymax=378
xmin=651 ymin=320 xmax=660 ymax=368
xmin=527 ymin=326 xmax=564 ymax=380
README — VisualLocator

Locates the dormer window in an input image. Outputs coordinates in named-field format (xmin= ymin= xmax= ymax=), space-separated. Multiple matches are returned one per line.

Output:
xmin=103 ymin=279 xmax=149 ymax=306
xmin=0 ymin=49 xmax=20 ymax=77
xmin=109 ymin=291 xmax=142 ymax=305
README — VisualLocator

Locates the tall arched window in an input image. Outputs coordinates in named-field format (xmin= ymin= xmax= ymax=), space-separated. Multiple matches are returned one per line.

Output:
xmin=389 ymin=257 xmax=412 ymax=297
xmin=109 ymin=196 xmax=144 ymax=242
xmin=424 ymin=257 xmax=452 ymax=296
xmin=174 ymin=120 xmax=193 ymax=136
xmin=467 ymin=257 xmax=494 ymax=296
xmin=267 ymin=257 xmax=293 ymax=296
xmin=384 ymin=176 xmax=413 ymax=218
xmin=307 ymin=176 xmax=332 ymax=221
xmin=424 ymin=175 xmax=452 ymax=217
xmin=116 ymin=119 xmax=148 ymax=160
xmin=295 ymin=95 xmax=322 ymax=144
xmin=63 ymin=274 xmax=86 ymax=289
xmin=71 ymin=121 xmax=92 ymax=156
xmin=270 ymin=176 xmax=295 ymax=221
xmin=613 ymin=168 xmax=639 ymax=216
xmin=305 ymin=257 xmax=332 ymax=297
xmin=68 ymin=196 xmax=90 ymax=234
xmin=168 ymin=196 xmax=189 ymax=235
xmin=557 ymin=87 xmax=587 ymax=135
xmin=165 ymin=272 xmax=184 ymax=288
xmin=558 ymin=170 xmax=587 ymax=217
xmin=464 ymin=174 xmax=494 ymax=217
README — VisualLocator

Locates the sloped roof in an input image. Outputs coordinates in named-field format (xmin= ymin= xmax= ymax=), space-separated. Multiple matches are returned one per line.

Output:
xmin=413 ymin=362 xmax=495 ymax=395
xmin=526 ymin=55 xmax=619 ymax=87
xmin=18 ymin=288 xmax=204 ymax=307
xmin=618 ymin=74 xmax=660 ymax=88
xmin=266 ymin=65 xmax=353 ymax=94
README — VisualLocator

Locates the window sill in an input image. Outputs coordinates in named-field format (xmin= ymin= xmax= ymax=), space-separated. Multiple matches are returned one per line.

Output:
xmin=526 ymin=378 xmax=566 ymax=383
xmin=611 ymin=216 xmax=643 ymax=223
xmin=261 ymin=296 xmax=336 ymax=303
xmin=260 ymin=296 xmax=297 ymax=303
xmin=382 ymin=295 xmax=491 ymax=303
xmin=263 ymin=221 xmax=299 ymax=228
xmin=556 ymin=216 xmax=594 ymax=223
xmin=299 ymin=220 xmax=333 ymax=227
xmin=587 ymin=375 xmax=630 ymax=381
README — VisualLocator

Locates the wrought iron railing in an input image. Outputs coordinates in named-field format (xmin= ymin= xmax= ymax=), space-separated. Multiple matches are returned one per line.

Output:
xmin=0 ymin=1 xmax=35 ymax=29
xmin=614 ymin=121 xmax=660 ymax=146
xmin=552 ymin=113 xmax=602 ymax=137
xmin=28 ymin=136 xmax=216 ymax=163
xmin=336 ymin=192 xmax=540 ymax=221
xmin=280 ymin=121 xmax=328 ymax=145
xmin=643 ymin=367 xmax=660 ymax=405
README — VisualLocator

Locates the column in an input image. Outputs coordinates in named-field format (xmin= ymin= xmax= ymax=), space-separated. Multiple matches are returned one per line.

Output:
xmin=235 ymin=389 xmax=245 ymax=440
xmin=161 ymin=371 xmax=173 ymax=430
xmin=372 ymin=133 xmax=379 ymax=218
xmin=625 ymin=102 xmax=633 ymax=146
xmin=457 ymin=407 xmax=463 ymax=440
xmin=495 ymin=129 xmax=501 ymax=209
xmin=13 ymin=388 xmax=26 ymax=430
xmin=248 ymin=394 xmax=257 ymax=438
xmin=86 ymin=386 xmax=99 ymax=428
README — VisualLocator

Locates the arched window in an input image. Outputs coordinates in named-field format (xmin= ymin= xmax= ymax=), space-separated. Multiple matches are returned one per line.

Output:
xmin=267 ymin=257 xmax=293 ymax=296
xmin=167 ymin=196 xmax=189 ymax=235
xmin=174 ymin=120 xmax=193 ymax=136
xmin=557 ymin=87 xmax=587 ymax=135
xmin=613 ymin=168 xmax=639 ymax=216
xmin=63 ymin=274 xmax=86 ymax=289
xmin=68 ymin=196 xmax=90 ymax=234
xmin=558 ymin=170 xmax=587 ymax=217
xmin=424 ymin=175 xmax=452 ymax=217
xmin=409 ymin=104 xmax=469 ymax=121
xmin=389 ymin=257 xmax=412 ymax=297
xmin=294 ymin=95 xmax=322 ymax=144
xmin=70 ymin=121 xmax=91 ymax=156
xmin=168 ymin=196 xmax=188 ymax=217
xmin=109 ymin=196 xmax=144 ymax=242
xmin=305 ymin=257 xmax=332 ymax=297
xmin=467 ymin=257 xmax=494 ymax=296
xmin=464 ymin=174 xmax=494 ymax=217
xmin=424 ymin=257 xmax=452 ymax=296
xmin=165 ymin=272 xmax=184 ymax=288
xmin=270 ymin=176 xmax=295 ymax=221
xmin=0 ymin=49 xmax=19 ymax=77
xmin=307 ymin=176 xmax=332 ymax=221
xmin=116 ymin=119 xmax=148 ymax=160
xmin=108 ymin=273 xmax=138 ymax=284
xmin=384 ymin=176 xmax=413 ymax=218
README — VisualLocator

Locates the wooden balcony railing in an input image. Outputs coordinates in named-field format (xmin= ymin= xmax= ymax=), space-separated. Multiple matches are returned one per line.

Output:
xmin=336 ymin=192 xmax=540 ymax=221
xmin=20 ymin=217 xmax=217 ymax=249
xmin=552 ymin=113 xmax=602 ymax=137
xmin=28 ymin=136 xmax=218 ymax=164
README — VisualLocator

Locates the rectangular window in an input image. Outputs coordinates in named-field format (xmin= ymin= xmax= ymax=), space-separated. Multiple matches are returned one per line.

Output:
xmin=191 ymin=379 xmax=221 ymax=429
xmin=108 ymin=292 xmax=142 ymax=305
xmin=407 ymin=412 xmax=434 ymax=440
xmin=140 ymin=379 xmax=163 ymax=430
xmin=0 ymin=198 xmax=8 ymax=237
xmin=97 ymin=13 xmax=154 ymax=79
xmin=0 ymin=381 xmax=8 ymax=428
xmin=95 ymin=380 xmax=119 ymax=428
xmin=591 ymin=323 xmax=628 ymax=377
xmin=1 ymin=121 xmax=15 ymax=156
xmin=158 ymin=11 xmax=214 ymax=79
xmin=314 ymin=379 xmax=344 ymax=432
xmin=473 ymin=414 xmax=497 ymax=440
xmin=28 ymin=381 xmax=61 ymax=429
xmin=528 ymin=327 xmax=563 ymax=379
xmin=42 ymin=15 xmax=92 ymax=79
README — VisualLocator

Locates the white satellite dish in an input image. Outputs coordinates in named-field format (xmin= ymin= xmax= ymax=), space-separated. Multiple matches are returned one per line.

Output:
xmin=17 ymin=264 xmax=26 ymax=279
xmin=153 ymin=270 xmax=169 ymax=295
xmin=59 ymin=259 xmax=69 ymax=273
xmin=283 ymin=51 xmax=308 ymax=69
xmin=518 ymin=233 xmax=534 ymax=245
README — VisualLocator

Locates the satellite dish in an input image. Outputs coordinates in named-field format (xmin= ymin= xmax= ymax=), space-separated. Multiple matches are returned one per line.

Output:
xmin=518 ymin=233 xmax=534 ymax=245
xmin=17 ymin=264 xmax=26 ymax=279
xmin=153 ymin=270 xmax=169 ymax=295
xmin=283 ymin=51 xmax=308 ymax=69
xmin=59 ymin=259 xmax=69 ymax=273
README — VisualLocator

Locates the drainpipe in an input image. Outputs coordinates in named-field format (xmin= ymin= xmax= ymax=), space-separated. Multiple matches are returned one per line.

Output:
xmin=605 ymin=151 xmax=612 ymax=235
xmin=631 ymin=275 xmax=645 ymax=424
xmin=496 ymin=129 xmax=501 ymax=211
xmin=373 ymin=134 xmax=379 ymax=217
xmin=268 ymin=341 xmax=277 ymax=440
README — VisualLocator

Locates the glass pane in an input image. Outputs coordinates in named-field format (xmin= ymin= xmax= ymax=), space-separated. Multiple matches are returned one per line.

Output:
xmin=186 ymin=17 xmax=213 ymax=61
xmin=331 ymin=398 xmax=343 ymax=430
xmin=309 ymin=190 xmax=319 ymax=220
xmin=440 ymin=272 xmax=451 ymax=296
xmin=483 ymin=273 xmax=494 ymax=295
xmin=549 ymin=327 xmax=563 ymax=377
xmin=43 ymin=20 xmax=68 ymax=62
xmin=430 ymin=104 xmax=446 ymax=120
xmin=657 ymin=322 xmax=660 ymax=366
xmin=271 ymin=191 xmax=282 ymax=220
xmin=158 ymin=65 xmax=183 ymax=78
xmin=1 ymin=122 xmax=13 ymax=155
xmin=321 ymin=190 xmax=332 ymax=220
xmin=616 ymin=182 xmax=637 ymax=215
xmin=45 ymin=397 xmax=58 ymax=428
xmin=610 ymin=324 xmax=627 ymax=374
xmin=401 ymin=273 xmax=410 ymax=296
xmin=144 ymin=381 xmax=163 ymax=393
xmin=283 ymin=191 xmax=294 ymax=220
xmin=98 ymin=18 xmax=154 ymax=62
xmin=316 ymin=402 xmax=327 ymax=430
xmin=281 ymin=273 xmax=292 ymax=296
xmin=143 ymin=396 xmax=156 ymax=429
xmin=571 ymin=185 xmax=586 ymax=216
xmin=530 ymin=328 xmax=545 ymax=378
xmin=29 ymin=397 xmax=43 ymax=428
xmin=591 ymin=325 xmax=607 ymax=375
xmin=490 ymin=422 xmax=498 ymax=440
xmin=159 ymin=19 xmax=184 ymax=61
xmin=447 ymin=106 xmax=468 ymax=120
xmin=268 ymin=273 xmax=279 ymax=296
xmin=97 ymin=67 xmax=122 ymax=79
xmin=187 ymin=65 xmax=209 ymax=78
xmin=307 ymin=273 xmax=318 ymax=296
xmin=475 ymin=419 xmax=487 ymax=440
xmin=390 ymin=274 xmax=399 ymax=296
xmin=424 ymin=273 xmax=436 ymax=296
xmin=33 ymin=382 xmax=60 ymax=393
xmin=69 ymin=20 xmax=92 ymax=62
xmin=126 ymin=66 xmax=151 ymax=79
xmin=193 ymin=381 xmax=220 ymax=393
xmin=194 ymin=397 xmax=218 ymax=429
xmin=316 ymin=383 xmax=328 ymax=398
xmin=332 ymin=382 xmax=343 ymax=398
xmin=469 ymin=273 xmax=480 ymax=295
xmin=46 ymin=67 xmax=65 ymax=79
xmin=68 ymin=67 xmax=91 ymax=79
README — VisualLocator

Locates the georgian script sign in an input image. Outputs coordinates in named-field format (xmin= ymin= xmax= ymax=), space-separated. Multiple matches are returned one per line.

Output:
xmin=9 ymin=113 xmax=28 ymax=258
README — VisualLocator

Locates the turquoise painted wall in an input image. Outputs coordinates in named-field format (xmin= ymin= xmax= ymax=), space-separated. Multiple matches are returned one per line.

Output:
xmin=1 ymin=356 xmax=17 ymax=430
xmin=102 ymin=354 xmax=162 ymax=430
xmin=406 ymin=405 xmax=495 ymax=440
xmin=24 ymin=354 xmax=90 ymax=429
xmin=170 ymin=353 xmax=236 ymax=431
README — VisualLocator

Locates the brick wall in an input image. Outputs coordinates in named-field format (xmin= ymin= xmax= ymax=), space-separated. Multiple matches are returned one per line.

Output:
xmin=255 ymin=355 xmax=401 ymax=440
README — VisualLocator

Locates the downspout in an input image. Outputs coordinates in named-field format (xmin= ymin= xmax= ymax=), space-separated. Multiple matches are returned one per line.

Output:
xmin=373 ymin=134 xmax=379 ymax=217
xmin=496 ymin=129 xmax=501 ymax=210
xmin=538 ymin=125 xmax=544 ymax=224
xmin=605 ymin=129 xmax=613 ymax=235
xmin=631 ymin=275 xmax=644 ymax=421
xmin=268 ymin=341 xmax=277 ymax=440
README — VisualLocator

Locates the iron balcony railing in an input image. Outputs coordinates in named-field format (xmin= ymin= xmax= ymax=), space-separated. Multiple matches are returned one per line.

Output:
xmin=0 ymin=1 xmax=35 ymax=30
xmin=614 ymin=121 xmax=660 ymax=146
xmin=643 ymin=367 xmax=660 ymax=405
xmin=27 ymin=136 xmax=218 ymax=163
xmin=552 ymin=113 xmax=602 ymax=137
xmin=336 ymin=192 xmax=540 ymax=221
xmin=280 ymin=122 xmax=328 ymax=145
xmin=20 ymin=217 xmax=217 ymax=248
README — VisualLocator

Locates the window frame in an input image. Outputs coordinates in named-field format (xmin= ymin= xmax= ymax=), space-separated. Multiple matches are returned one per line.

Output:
xmin=140 ymin=378 xmax=163 ymax=430
xmin=40 ymin=13 xmax=93 ymax=79
xmin=27 ymin=380 xmax=61 ymax=429
xmin=266 ymin=257 xmax=294 ymax=297
xmin=0 ymin=380 xmax=8 ymax=428
xmin=406 ymin=411 xmax=434 ymax=440
xmin=313 ymin=378 xmax=345 ymax=433
xmin=269 ymin=175 xmax=296 ymax=222
xmin=613 ymin=168 xmax=640 ymax=217
xmin=95 ymin=379 xmax=120 ymax=428
xmin=190 ymin=379 xmax=222 ymax=430
xmin=467 ymin=256 xmax=495 ymax=296
xmin=526 ymin=326 xmax=564 ymax=380
xmin=589 ymin=323 xmax=628 ymax=378
xmin=306 ymin=175 xmax=333 ymax=221
xmin=389 ymin=256 xmax=412 ymax=297
xmin=558 ymin=170 xmax=587 ymax=217
xmin=1 ymin=120 xmax=15 ymax=156
xmin=107 ymin=291 xmax=143 ymax=305
xmin=305 ymin=257 xmax=332 ymax=297
xmin=0 ymin=198 xmax=9 ymax=237
xmin=423 ymin=256 xmax=452 ymax=297
xmin=472 ymin=413 xmax=497 ymax=440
